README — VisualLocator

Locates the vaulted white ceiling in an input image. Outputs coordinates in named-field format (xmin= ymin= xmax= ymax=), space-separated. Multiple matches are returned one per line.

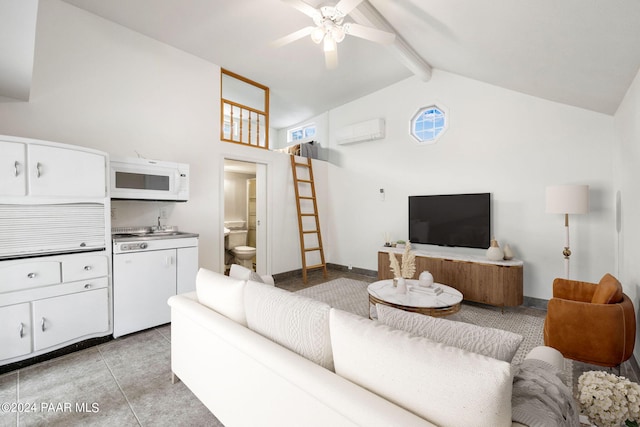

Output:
xmin=10 ymin=0 xmax=640 ymax=129
xmin=0 ymin=0 xmax=38 ymax=102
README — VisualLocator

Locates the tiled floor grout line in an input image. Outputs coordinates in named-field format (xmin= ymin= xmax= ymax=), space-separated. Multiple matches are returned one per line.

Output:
xmin=154 ymin=327 xmax=171 ymax=344
xmin=14 ymin=370 xmax=19 ymax=427
xmin=96 ymin=345 xmax=143 ymax=427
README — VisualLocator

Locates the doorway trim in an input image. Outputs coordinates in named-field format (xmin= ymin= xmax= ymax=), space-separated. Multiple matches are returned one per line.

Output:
xmin=221 ymin=154 xmax=270 ymax=276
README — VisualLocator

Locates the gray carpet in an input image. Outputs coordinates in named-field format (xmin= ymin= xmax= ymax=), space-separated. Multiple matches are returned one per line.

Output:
xmin=296 ymin=277 xmax=573 ymax=386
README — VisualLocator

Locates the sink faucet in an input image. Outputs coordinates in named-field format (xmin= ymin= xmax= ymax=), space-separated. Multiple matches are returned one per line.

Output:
xmin=157 ymin=216 xmax=162 ymax=229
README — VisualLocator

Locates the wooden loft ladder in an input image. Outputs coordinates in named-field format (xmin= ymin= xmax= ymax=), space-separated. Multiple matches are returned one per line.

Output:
xmin=290 ymin=155 xmax=328 ymax=283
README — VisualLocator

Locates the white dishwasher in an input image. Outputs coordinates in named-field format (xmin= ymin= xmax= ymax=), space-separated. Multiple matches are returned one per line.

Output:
xmin=112 ymin=229 xmax=198 ymax=338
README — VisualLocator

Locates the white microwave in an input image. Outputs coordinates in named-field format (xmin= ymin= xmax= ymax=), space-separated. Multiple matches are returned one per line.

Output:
xmin=110 ymin=157 xmax=189 ymax=201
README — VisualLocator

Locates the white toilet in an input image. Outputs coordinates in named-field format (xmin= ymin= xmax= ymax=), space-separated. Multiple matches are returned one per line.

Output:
xmin=224 ymin=221 xmax=256 ymax=270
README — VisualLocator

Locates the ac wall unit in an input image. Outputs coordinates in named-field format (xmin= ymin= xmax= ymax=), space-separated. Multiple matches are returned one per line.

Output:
xmin=336 ymin=118 xmax=385 ymax=145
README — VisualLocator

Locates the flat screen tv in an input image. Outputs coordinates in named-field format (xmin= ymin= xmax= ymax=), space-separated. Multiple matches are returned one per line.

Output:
xmin=408 ymin=193 xmax=491 ymax=249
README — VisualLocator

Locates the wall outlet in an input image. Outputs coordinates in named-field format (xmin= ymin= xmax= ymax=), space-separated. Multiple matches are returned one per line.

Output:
xmin=348 ymin=264 xmax=353 ymax=270
xmin=110 ymin=207 xmax=117 ymax=221
xmin=159 ymin=208 xmax=168 ymax=219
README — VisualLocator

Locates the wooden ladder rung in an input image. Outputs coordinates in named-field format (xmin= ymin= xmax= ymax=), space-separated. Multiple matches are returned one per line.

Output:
xmin=290 ymin=154 xmax=327 ymax=284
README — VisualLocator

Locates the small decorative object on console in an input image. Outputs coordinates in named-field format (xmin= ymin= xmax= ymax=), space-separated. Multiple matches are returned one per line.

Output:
xmin=577 ymin=370 xmax=640 ymax=427
xmin=486 ymin=238 xmax=505 ymax=261
xmin=503 ymin=243 xmax=515 ymax=260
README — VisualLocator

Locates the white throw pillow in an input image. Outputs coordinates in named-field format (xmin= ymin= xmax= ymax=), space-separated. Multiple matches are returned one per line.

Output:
xmin=195 ymin=268 xmax=247 ymax=326
xmin=244 ymin=281 xmax=334 ymax=371
xmin=376 ymin=304 xmax=523 ymax=363
xmin=229 ymin=263 xmax=264 ymax=283
xmin=330 ymin=308 xmax=513 ymax=427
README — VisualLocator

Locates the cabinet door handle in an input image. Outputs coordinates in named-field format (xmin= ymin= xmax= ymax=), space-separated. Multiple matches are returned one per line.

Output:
xmin=19 ymin=323 xmax=24 ymax=338
xmin=84 ymin=283 xmax=91 ymax=289
xmin=14 ymin=161 xmax=20 ymax=177
xmin=41 ymin=317 xmax=46 ymax=332
xmin=84 ymin=265 xmax=92 ymax=271
xmin=36 ymin=162 xmax=42 ymax=178
xmin=27 ymin=272 xmax=36 ymax=279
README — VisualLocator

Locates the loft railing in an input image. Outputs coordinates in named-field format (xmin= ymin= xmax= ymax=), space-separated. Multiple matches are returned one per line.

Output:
xmin=220 ymin=69 xmax=269 ymax=149
xmin=221 ymin=99 xmax=267 ymax=148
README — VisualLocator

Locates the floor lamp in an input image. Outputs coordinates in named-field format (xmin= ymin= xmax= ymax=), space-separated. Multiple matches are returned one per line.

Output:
xmin=545 ymin=185 xmax=589 ymax=279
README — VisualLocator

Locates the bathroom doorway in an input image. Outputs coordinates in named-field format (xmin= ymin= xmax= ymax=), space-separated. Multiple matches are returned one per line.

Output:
xmin=223 ymin=159 xmax=267 ymax=274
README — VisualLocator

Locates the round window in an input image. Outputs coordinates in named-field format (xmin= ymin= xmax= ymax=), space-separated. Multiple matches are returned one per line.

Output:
xmin=410 ymin=105 xmax=448 ymax=144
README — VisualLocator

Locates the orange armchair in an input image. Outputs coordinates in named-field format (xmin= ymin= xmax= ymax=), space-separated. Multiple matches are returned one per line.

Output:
xmin=543 ymin=274 xmax=636 ymax=368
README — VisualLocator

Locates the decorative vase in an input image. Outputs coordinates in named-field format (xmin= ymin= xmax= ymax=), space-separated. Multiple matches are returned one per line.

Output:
xmin=418 ymin=271 xmax=434 ymax=287
xmin=396 ymin=278 xmax=407 ymax=294
xmin=486 ymin=238 xmax=504 ymax=261
xmin=503 ymin=244 xmax=514 ymax=260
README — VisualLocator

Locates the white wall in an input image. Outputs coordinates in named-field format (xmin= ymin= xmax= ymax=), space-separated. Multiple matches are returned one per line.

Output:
xmin=0 ymin=1 xmax=626 ymax=302
xmin=0 ymin=0 xmax=306 ymax=276
xmin=614 ymin=68 xmax=640 ymax=359
xmin=323 ymin=70 xmax=616 ymax=301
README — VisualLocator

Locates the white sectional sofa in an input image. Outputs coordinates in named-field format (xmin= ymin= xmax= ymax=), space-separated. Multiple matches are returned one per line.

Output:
xmin=168 ymin=268 xmax=575 ymax=427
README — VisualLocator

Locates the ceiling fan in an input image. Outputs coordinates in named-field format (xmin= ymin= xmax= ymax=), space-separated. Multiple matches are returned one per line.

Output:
xmin=273 ymin=0 xmax=396 ymax=69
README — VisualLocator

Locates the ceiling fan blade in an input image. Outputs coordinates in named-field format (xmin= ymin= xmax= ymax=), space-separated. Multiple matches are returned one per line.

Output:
xmin=271 ymin=26 xmax=315 ymax=48
xmin=324 ymin=48 xmax=338 ymax=69
xmin=282 ymin=0 xmax=320 ymax=19
xmin=335 ymin=0 xmax=364 ymax=16
xmin=344 ymin=23 xmax=396 ymax=44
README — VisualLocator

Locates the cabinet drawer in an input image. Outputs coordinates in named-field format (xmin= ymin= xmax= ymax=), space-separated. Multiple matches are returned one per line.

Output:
xmin=62 ymin=255 xmax=108 ymax=282
xmin=0 ymin=261 xmax=61 ymax=293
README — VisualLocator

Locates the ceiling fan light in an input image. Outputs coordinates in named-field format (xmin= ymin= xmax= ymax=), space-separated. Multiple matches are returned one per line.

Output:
xmin=310 ymin=27 xmax=325 ymax=44
xmin=332 ymin=26 xmax=346 ymax=43
xmin=323 ymin=36 xmax=337 ymax=52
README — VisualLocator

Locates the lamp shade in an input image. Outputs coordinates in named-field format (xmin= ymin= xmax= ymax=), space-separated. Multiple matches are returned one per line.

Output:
xmin=546 ymin=185 xmax=589 ymax=214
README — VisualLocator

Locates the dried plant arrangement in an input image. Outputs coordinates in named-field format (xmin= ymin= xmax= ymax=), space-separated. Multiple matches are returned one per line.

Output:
xmin=389 ymin=241 xmax=416 ymax=279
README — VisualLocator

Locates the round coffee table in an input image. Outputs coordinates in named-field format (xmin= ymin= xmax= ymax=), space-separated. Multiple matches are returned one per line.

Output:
xmin=368 ymin=279 xmax=463 ymax=318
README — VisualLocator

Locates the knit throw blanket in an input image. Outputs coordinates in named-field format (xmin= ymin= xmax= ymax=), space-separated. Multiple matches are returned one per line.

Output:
xmin=512 ymin=359 xmax=579 ymax=427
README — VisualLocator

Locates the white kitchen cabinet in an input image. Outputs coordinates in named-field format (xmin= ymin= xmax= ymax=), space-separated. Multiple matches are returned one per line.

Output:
xmin=113 ymin=248 xmax=177 ymax=337
xmin=0 ymin=253 xmax=111 ymax=366
xmin=0 ymin=303 xmax=31 ymax=360
xmin=0 ymin=141 xmax=26 ymax=196
xmin=27 ymin=144 xmax=106 ymax=198
xmin=177 ymin=246 xmax=198 ymax=294
xmin=0 ymin=138 xmax=106 ymax=199
xmin=33 ymin=288 xmax=109 ymax=351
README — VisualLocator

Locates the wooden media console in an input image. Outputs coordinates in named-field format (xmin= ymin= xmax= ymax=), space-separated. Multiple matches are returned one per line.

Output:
xmin=378 ymin=249 xmax=523 ymax=307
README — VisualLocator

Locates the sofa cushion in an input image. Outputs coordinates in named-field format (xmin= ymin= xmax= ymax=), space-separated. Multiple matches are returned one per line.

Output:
xmin=330 ymin=308 xmax=513 ymax=427
xmin=195 ymin=268 xmax=247 ymax=326
xmin=591 ymin=273 xmax=623 ymax=304
xmin=244 ymin=281 xmax=334 ymax=371
xmin=376 ymin=304 xmax=523 ymax=362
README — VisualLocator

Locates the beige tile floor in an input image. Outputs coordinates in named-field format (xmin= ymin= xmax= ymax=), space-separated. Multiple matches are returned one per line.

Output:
xmin=1 ymin=268 xmax=638 ymax=426
xmin=0 ymin=325 xmax=223 ymax=427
